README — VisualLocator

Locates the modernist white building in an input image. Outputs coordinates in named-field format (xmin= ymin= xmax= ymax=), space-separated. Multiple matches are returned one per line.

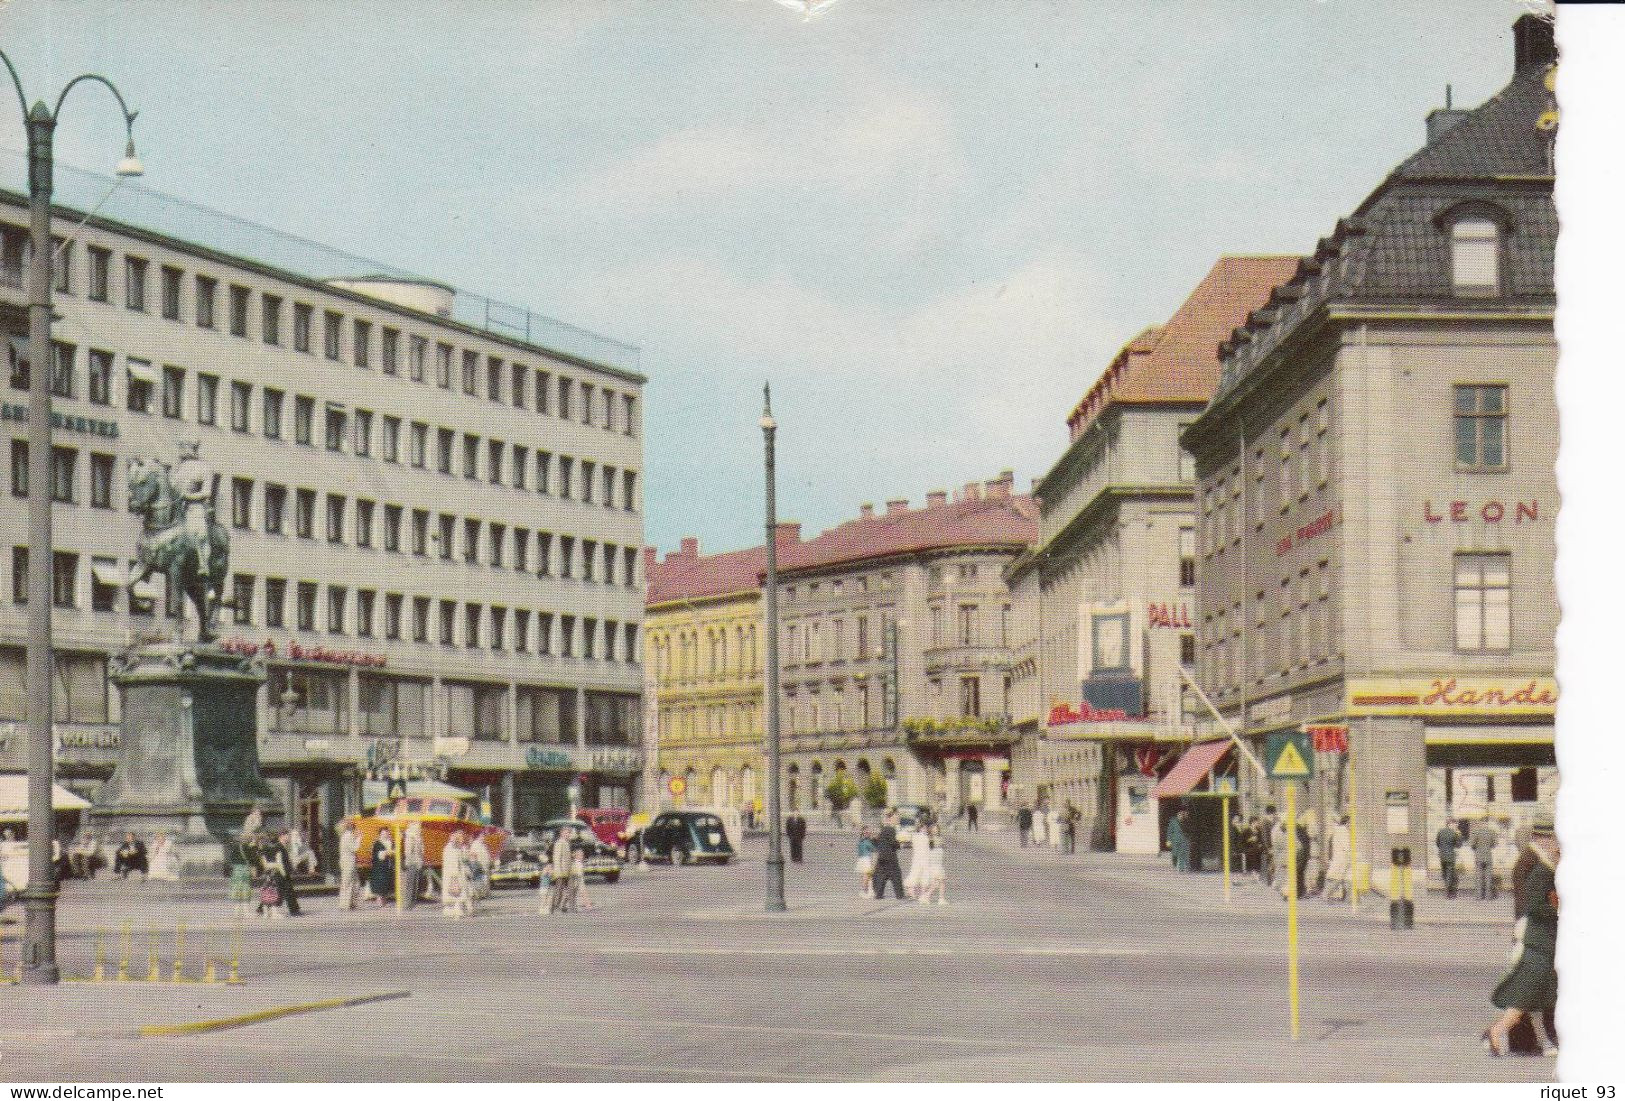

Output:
xmin=0 ymin=175 xmax=646 ymax=857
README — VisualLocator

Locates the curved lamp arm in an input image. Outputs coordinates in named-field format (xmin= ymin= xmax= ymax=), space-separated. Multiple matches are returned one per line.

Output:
xmin=53 ymin=72 xmax=139 ymax=136
xmin=0 ymin=48 xmax=30 ymax=125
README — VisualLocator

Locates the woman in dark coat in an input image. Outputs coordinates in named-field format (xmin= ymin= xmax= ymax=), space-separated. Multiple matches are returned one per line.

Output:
xmin=1484 ymin=823 xmax=1559 ymax=1056
xmin=368 ymin=830 xmax=396 ymax=904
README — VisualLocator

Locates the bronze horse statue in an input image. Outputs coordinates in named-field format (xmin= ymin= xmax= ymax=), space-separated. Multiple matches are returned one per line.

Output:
xmin=127 ymin=457 xmax=230 ymax=642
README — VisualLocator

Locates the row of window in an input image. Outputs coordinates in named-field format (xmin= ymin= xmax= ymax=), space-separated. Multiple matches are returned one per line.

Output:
xmin=9 ymin=352 xmax=640 ymax=512
xmin=922 ymin=603 xmax=1014 ymax=650
xmin=1 ymin=223 xmax=640 ymax=437
xmin=659 ymin=701 xmax=763 ymax=744
xmin=649 ymin=625 xmax=762 ymax=686
xmin=7 ymin=547 xmax=642 ymax=663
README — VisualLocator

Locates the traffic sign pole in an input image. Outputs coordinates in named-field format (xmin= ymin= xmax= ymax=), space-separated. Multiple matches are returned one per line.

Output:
xmin=1347 ymin=733 xmax=1360 ymax=911
xmin=1221 ymin=794 xmax=1232 ymax=905
xmin=1286 ymin=781 xmax=1300 ymax=1042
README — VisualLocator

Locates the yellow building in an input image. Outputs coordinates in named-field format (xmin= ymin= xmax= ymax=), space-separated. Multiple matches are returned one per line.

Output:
xmin=645 ymin=536 xmax=773 ymax=818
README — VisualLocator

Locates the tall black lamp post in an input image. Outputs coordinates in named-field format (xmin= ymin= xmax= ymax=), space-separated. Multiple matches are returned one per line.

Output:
xmin=761 ymin=385 xmax=786 ymax=912
xmin=0 ymin=50 xmax=142 ymax=985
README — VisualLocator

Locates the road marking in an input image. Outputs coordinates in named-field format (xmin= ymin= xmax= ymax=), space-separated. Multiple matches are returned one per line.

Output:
xmin=539 ymin=1010 xmax=997 ymax=1048
xmin=137 ymin=989 xmax=411 ymax=1037
xmin=594 ymin=945 xmax=1147 ymax=957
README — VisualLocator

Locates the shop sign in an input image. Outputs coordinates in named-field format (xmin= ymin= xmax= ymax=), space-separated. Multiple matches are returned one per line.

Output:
xmin=1305 ymin=724 xmax=1348 ymax=753
xmin=1 ymin=401 xmax=121 ymax=439
xmin=220 ymin=636 xmax=387 ymax=669
xmin=1146 ymin=602 xmax=1193 ymax=629
xmin=1275 ymin=507 xmax=1338 ymax=556
xmin=1423 ymin=499 xmax=1540 ymax=525
xmin=303 ymin=738 xmax=332 ymax=754
xmin=584 ymin=748 xmax=642 ymax=774
xmin=54 ymin=727 xmax=121 ymax=750
xmin=1047 ymin=701 xmax=1133 ymax=725
xmin=1347 ymin=676 xmax=1557 ymax=717
xmin=526 ymin=746 xmax=574 ymax=771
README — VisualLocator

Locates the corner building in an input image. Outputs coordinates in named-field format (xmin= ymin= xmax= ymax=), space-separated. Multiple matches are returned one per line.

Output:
xmin=1181 ymin=17 xmax=1558 ymax=886
xmin=1006 ymin=256 xmax=1296 ymax=853
xmin=0 ymin=178 xmax=647 ymax=854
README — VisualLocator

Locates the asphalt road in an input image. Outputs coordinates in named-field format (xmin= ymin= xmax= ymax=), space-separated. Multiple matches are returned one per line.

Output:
xmin=0 ymin=828 xmax=1551 ymax=1082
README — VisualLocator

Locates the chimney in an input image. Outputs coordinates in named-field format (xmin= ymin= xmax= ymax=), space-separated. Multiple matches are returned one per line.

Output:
xmin=1513 ymin=13 xmax=1557 ymax=74
xmin=985 ymin=477 xmax=1009 ymax=500
xmin=679 ymin=536 xmax=699 ymax=559
xmin=1426 ymin=83 xmax=1470 ymax=144
xmin=886 ymin=499 xmax=908 ymax=515
xmin=774 ymin=521 xmax=801 ymax=551
xmin=926 ymin=490 xmax=947 ymax=508
xmin=642 ymin=545 xmax=657 ymax=575
xmin=962 ymin=482 xmax=981 ymax=502
xmin=859 ymin=503 xmax=874 ymax=520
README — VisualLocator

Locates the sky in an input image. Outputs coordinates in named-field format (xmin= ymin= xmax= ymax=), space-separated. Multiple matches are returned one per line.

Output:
xmin=0 ymin=0 xmax=1527 ymax=555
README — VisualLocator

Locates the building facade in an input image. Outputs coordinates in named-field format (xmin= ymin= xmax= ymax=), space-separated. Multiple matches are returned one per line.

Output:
xmin=0 ymin=182 xmax=648 ymax=858
xmin=1007 ymin=257 xmax=1296 ymax=852
xmin=775 ymin=474 xmax=1036 ymax=821
xmin=1182 ymin=16 xmax=1558 ymax=884
xmin=644 ymin=537 xmax=769 ymax=818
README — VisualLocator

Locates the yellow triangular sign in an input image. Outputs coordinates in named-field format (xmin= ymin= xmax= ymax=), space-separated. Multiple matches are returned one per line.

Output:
xmin=1272 ymin=740 xmax=1311 ymax=777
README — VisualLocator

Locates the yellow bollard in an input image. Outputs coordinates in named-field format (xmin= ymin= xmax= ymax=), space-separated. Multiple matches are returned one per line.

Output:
xmin=228 ymin=919 xmax=243 ymax=984
xmin=1221 ymin=794 xmax=1232 ymax=905
xmin=92 ymin=930 xmax=106 ymax=983
xmin=202 ymin=956 xmax=217 ymax=985
xmin=1285 ymin=781 xmax=1301 ymax=1043
xmin=147 ymin=929 xmax=160 ymax=983
xmin=117 ymin=922 xmax=131 ymax=982
xmin=172 ymin=921 xmax=186 ymax=983
xmin=394 ymin=825 xmax=405 ymax=915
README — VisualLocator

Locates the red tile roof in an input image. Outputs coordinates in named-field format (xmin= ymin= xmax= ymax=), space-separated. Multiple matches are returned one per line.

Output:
xmin=647 ymin=542 xmax=768 ymax=607
xmin=780 ymin=487 xmax=1038 ymax=576
xmin=1065 ymin=256 xmax=1299 ymax=439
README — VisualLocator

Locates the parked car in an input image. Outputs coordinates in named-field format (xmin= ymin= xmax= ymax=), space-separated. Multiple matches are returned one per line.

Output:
xmin=631 ymin=811 xmax=735 ymax=865
xmin=493 ymin=819 xmax=623 ymax=887
xmin=576 ymin=807 xmax=632 ymax=851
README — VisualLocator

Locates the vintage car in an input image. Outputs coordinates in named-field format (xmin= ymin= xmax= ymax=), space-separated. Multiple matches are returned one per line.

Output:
xmin=492 ymin=819 xmax=622 ymax=886
xmin=631 ymin=810 xmax=735 ymax=866
xmin=576 ymin=807 xmax=631 ymax=850
xmin=346 ymin=794 xmax=510 ymax=883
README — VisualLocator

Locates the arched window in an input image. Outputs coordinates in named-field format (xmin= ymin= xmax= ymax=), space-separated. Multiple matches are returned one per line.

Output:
xmin=1451 ymin=216 xmax=1500 ymax=296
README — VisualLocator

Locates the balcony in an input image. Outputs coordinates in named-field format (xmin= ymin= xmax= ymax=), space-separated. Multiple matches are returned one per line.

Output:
xmin=901 ymin=715 xmax=1018 ymax=750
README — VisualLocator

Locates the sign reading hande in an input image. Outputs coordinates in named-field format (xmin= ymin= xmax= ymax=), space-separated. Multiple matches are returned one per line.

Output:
xmin=1346 ymin=677 xmax=1556 ymax=717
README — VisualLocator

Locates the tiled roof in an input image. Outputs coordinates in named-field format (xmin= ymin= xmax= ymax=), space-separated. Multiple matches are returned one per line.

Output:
xmin=1209 ymin=16 xmax=1557 ymax=405
xmin=1065 ymin=257 xmax=1299 ymax=439
xmin=781 ymin=491 xmax=1038 ymax=576
xmin=648 ymin=543 xmax=768 ymax=606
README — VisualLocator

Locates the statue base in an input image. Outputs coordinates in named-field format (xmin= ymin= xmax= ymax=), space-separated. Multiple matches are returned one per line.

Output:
xmin=91 ymin=643 xmax=274 ymax=877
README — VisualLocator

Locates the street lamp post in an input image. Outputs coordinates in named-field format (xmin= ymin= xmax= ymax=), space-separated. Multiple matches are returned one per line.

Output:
xmin=760 ymin=385 xmax=786 ymax=912
xmin=0 ymin=51 xmax=142 ymax=986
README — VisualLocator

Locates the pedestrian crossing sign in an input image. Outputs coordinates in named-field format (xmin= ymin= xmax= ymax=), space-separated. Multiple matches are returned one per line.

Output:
xmin=1266 ymin=732 xmax=1314 ymax=779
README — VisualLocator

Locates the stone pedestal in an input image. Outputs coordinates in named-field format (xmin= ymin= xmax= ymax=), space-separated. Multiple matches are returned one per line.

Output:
xmin=91 ymin=643 xmax=274 ymax=877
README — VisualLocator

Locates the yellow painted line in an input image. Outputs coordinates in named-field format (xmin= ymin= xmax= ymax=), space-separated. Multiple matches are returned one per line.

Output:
xmin=139 ymin=989 xmax=410 ymax=1037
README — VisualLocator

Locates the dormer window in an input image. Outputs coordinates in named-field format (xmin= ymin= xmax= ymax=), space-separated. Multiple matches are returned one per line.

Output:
xmin=1450 ymin=217 xmax=1500 ymax=296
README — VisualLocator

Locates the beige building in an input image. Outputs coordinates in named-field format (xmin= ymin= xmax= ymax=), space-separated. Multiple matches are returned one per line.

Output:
xmin=1182 ymin=16 xmax=1558 ymax=884
xmin=0 ymin=175 xmax=647 ymax=853
xmin=1006 ymin=256 xmax=1296 ymax=853
xmin=644 ymin=537 xmax=770 ymax=819
xmin=774 ymin=475 xmax=1036 ymax=821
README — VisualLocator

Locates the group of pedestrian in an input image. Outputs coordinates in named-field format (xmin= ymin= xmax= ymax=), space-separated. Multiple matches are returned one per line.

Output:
xmin=540 ymin=828 xmax=592 ymax=915
xmin=1436 ymin=817 xmax=1507 ymax=901
xmin=235 ymin=829 xmax=301 ymax=919
xmin=855 ymin=809 xmax=946 ymax=904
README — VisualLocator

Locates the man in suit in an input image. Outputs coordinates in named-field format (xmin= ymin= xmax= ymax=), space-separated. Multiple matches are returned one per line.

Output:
xmin=785 ymin=812 xmax=808 ymax=863
xmin=1016 ymin=805 xmax=1033 ymax=847
xmin=871 ymin=810 xmax=906 ymax=900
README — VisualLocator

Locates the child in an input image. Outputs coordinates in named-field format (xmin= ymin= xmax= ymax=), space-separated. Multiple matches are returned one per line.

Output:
xmin=856 ymin=829 xmax=876 ymax=898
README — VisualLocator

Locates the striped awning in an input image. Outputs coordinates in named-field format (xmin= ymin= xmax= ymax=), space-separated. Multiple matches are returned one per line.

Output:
xmin=1150 ymin=740 xmax=1233 ymax=799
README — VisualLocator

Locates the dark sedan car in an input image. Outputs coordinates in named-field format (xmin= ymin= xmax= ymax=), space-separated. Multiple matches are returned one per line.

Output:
xmin=492 ymin=820 xmax=623 ymax=887
xmin=632 ymin=811 xmax=735 ymax=866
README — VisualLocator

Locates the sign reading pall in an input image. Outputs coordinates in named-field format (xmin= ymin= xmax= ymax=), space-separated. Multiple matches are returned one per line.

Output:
xmin=1147 ymin=603 xmax=1193 ymax=629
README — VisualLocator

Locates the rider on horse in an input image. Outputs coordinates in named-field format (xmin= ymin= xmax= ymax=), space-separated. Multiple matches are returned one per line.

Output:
xmin=172 ymin=440 xmax=217 ymax=585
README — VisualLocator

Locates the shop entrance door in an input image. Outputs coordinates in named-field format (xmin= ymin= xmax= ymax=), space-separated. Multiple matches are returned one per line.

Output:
xmin=1115 ymin=775 xmax=1160 ymax=855
xmin=297 ymin=780 xmax=324 ymax=873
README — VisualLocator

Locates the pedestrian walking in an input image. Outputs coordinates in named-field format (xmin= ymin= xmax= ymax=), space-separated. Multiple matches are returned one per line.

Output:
xmin=1324 ymin=813 xmax=1352 ymax=902
xmin=1268 ymin=812 xmax=1288 ymax=893
xmin=269 ymin=830 xmax=302 ymax=915
xmin=856 ymin=829 xmax=876 ymax=898
xmin=228 ymin=850 xmax=255 ymax=918
xmin=1437 ymin=818 xmax=1463 ymax=899
xmin=1483 ymin=819 xmax=1559 ymax=1057
xmin=113 ymin=832 xmax=148 ymax=879
xmin=1016 ymin=805 xmax=1033 ymax=847
xmin=966 ymin=803 xmax=979 ymax=832
xmin=568 ymin=845 xmax=592 ymax=912
xmin=441 ymin=832 xmax=472 ymax=919
xmin=468 ymin=832 xmax=493 ymax=902
xmin=545 ymin=827 xmax=574 ymax=914
xmin=1166 ymin=810 xmax=1189 ymax=873
xmin=904 ymin=825 xmax=929 ymax=899
xmin=1063 ymin=801 xmax=1080 ymax=855
xmin=401 ymin=820 xmax=425 ymax=908
xmin=148 ymin=833 xmax=180 ymax=881
xmin=368 ymin=828 xmax=396 ymax=906
xmin=785 ymin=812 xmax=808 ymax=863
xmin=337 ymin=821 xmax=361 ymax=910
xmin=1031 ymin=803 xmax=1048 ymax=846
xmin=1472 ymin=819 xmax=1499 ymax=901
xmin=918 ymin=825 xmax=947 ymax=906
xmin=871 ymin=810 xmax=906 ymax=900
xmin=1047 ymin=806 xmax=1062 ymax=851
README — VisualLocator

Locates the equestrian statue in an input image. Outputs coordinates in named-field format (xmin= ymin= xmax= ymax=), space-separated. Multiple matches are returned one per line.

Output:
xmin=126 ymin=440 xmax=230 ymax=642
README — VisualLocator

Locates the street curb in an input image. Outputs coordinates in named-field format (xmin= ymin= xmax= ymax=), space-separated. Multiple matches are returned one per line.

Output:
xmin=137 ymin=989 xmax=412 ymax=1037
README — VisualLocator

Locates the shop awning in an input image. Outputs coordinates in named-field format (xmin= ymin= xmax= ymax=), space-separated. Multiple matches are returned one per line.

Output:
xmin=1150 ymin=740 xmax=1233 ymax=799
xmin=0 ymin=775 xmax=92 ymax=820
